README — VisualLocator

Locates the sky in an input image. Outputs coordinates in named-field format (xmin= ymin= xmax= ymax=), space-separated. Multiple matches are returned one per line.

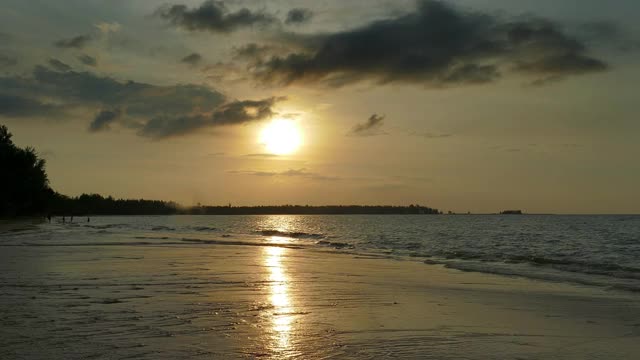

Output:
xmin=1 ymin=0 xmax=639 ymax=214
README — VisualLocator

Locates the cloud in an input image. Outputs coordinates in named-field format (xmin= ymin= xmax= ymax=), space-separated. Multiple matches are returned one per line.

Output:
xmin=244 ymin=153 xmax=280 ymax=158
xmin=285 ymin=8 xmax=313 ymax=25
xmin=157 ymin=0 xmax=278 ymax=33
xmin=0 ymin=94 xmax=62 ymax=118
xmin=54 ymin=35 xmax=92 ymax=49
xmin=576 ymin=21 xmax=639 ymax=52
xmin=180 ymin=52 xmax=203 ymax=66
xmin=89 ymin=109 xmax=121 ymax=132
xmin=77 ymin=54 xmax=97 ymax=67
xmin=229 ymin=168 xmax=338 ymax=181
xmin=0 ymin=54 xmax=17 ymax=67
xmin=212 ymin=97 xmax=283 ymax=125
xmin=0 ymin=65 xmax=284 ymax=139
xmin=251 ymin=0 xmax=608 ymax=87
xmin=95 ymin=22 xmax=121 ymax=35
xmin=138 ymin=97 xmax=283 ymax=138
xmin=233 ymin=43 xmax=279 ymax=61
xmin=349 ymin=114 xmax=386 ymax=136
xmin=48 ymin=58 xmax=71 ymax=72
xmin=410 ymin=131 xmax=453 ymax=139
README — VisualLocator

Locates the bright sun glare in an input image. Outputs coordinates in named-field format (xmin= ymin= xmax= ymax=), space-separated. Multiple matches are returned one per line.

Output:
xmin=260 ymin=119 xmax=303 ymax=155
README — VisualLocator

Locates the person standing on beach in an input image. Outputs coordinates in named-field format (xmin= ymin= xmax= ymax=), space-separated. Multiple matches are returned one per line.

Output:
xmin=62 ymin=216 xmax=65 ymax=223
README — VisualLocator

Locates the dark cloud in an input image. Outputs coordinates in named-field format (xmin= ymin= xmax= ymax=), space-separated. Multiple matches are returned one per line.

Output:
xmin=89 ymin=109 xmax=121 ymax=132
xmin=0 ymin=94 xmax=61 ymax=118
xmin=48 ymin=58 xmax=71 ymax=72
xmin=158 ymin=0 xmax=278 ymax=33
xmin=180 ymin=52 xmax=203 ymax=66
xmin=578 ymin=21 xmax=621 ymax=41
xmin=349 ymin=114 xmax=386 ymax=137
xmin=137 ymin=114 xmax=209 ymax=138
xmin=0 ymin=65 xmax=283 ymax=139
xmin=229 ymin=168 xmax=338 ymax=181
xmin=285 ymin=8 xmax=313 ymax=25
xmin=212 ymin=97 xmax=283 ymax=125
xmin=54 ymin=35 xmax=92 ymax=49
xmin=77 ymin=54 xmax=97 ymax=67
xmin=575 ymin=21 xmax=638 ymax=51
xmin=233 ymin=43 xmax=278 ymax=61
xmin=0 ymin=54 xmax=17 ymax=67
xmin=252 ymin=0 xmax=608 ymax=87
xmin=138 ymin=97 xmax=283 ymax=138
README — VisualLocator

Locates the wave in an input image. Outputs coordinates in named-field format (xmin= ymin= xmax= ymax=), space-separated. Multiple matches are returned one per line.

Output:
xmin=13 ymin=238 xmax=306 ymax=250
xmin=316 ymin=240 xmax=355 ymax=249
xmin=256 ymin=229 xmax=325 ymax=239
xmin=434 ymin=259 xmax=640 ymax=293
xmin=190 ymin=226 xmax=218 ymax=232
xmin=85 ymin=224 xmax=130 ymax=230
xmin=151 ymin=226 xmax=175 ymax=231
xmin=427 ymin=251 xmax=640 ymax=281
xmin=134 ymin=236 xmax=169 ymax=240
xmin=180 ymin=237 xmax=305 ymax=249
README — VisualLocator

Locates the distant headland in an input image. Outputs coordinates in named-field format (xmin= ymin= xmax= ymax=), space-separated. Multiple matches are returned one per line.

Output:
xmin=47 ymin=194 xmax=441 ymax=216
xmin=500 ymin=210 xmax=524 ymax=215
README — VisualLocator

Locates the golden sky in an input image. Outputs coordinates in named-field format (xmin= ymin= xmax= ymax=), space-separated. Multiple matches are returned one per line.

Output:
xmin=1 ymin=0 xmax=639 ymax=213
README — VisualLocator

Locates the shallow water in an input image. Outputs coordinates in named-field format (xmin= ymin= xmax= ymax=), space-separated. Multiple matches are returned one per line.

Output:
xmin=2 ymin=215 xmax=639 ymax=292
xmin=1 ymin=215 xmax=639 ymax=359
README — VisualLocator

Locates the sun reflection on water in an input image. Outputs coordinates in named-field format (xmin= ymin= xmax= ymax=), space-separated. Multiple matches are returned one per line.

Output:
xmin=264 ymin=246 xmax=294 ymax=352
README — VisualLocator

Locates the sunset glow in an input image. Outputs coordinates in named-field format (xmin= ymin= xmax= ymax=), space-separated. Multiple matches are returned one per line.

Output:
xmin=260 ymin=119 xmax=303 ymax=155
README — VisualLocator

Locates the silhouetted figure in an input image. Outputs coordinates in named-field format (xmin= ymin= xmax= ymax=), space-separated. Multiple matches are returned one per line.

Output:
xmin=70 ymin=215 xmax=73 ymax=223
xmin=47 ymin=214 xmax=51 ymax=223
xmin=62 ymin=216 xmax=66 ymax=223
xmin=87 ymin=217 xmax=90 ymax=223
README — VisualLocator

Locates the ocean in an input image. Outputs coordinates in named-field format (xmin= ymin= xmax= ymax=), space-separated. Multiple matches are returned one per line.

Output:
xmin=3 ymin=214 xmax=639 ymax=293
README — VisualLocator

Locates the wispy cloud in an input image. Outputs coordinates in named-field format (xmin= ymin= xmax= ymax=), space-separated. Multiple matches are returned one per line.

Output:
xmin=229 ymin=168 xmax=339 ymax=181
xmin=409 ymin=131 xmax=453 ymax=139
xmin=349 ymin=114 xmax=386 ymax=137
xmin=243 ymin=153 xmax=281 ymax=158
xmin=89 ymin=109 xmax=121 ymax=132
xmin=180 ymin=52 xmax=203 ymax=66
xmin=77 ymin=54 xmax=97 ymax=67
xmin=54 ymin=35 xmax=92 ymax=49
xmin=157 ymin=0 xmax=279 ymax=33
xmin=47 ymin=58 xmax=71 ymax=72
xmin=285 ymin=8 xmax=314 ymax=26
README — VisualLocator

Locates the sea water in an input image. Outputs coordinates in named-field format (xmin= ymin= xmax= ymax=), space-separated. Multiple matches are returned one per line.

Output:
xmin=2 ymin=214 xmax=639 ymax=292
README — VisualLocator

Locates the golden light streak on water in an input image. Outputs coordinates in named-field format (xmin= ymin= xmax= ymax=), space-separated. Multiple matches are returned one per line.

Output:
xmin=264 ymin=246 xmax=294 ymax=352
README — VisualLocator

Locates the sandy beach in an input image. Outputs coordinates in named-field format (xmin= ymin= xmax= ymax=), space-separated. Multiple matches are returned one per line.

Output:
xmin=1 ymin=234 xmax=639 ymax=359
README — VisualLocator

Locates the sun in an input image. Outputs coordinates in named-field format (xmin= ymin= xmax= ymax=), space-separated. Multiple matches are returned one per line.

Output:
xmin=260 ymin=119 xmax=303 ymax=155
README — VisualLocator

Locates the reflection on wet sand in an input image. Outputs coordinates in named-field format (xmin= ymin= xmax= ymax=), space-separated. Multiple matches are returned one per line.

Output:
xmin=265 ymin=245 xmax=294 ymax=353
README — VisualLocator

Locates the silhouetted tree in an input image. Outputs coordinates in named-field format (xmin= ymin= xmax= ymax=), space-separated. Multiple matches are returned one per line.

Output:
xmin=0 ymin=125 xmax=53 ymax=216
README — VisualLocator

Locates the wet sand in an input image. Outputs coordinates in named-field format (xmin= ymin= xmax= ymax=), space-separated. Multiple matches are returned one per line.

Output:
xmin=1 ymin=242 xmax=639 ymax=359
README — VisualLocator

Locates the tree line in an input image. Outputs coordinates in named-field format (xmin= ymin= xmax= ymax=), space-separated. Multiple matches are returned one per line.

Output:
xmin=1 ymin=124 xmax=441 ymax=216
